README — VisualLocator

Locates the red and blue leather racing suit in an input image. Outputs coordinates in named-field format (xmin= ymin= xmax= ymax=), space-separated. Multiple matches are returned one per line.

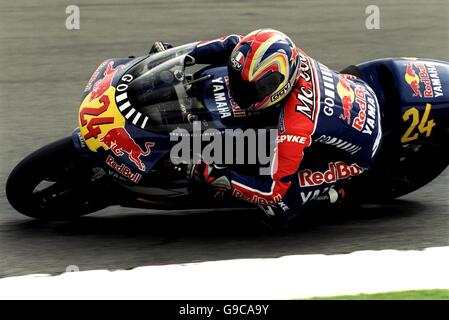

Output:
xmin=191 ymin=35 xmax=382 ymax=213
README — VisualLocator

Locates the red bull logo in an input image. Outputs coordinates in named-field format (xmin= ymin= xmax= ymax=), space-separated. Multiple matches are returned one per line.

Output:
xmin=100 ymin=127 xmax=155 ymax=171
xmin=298 ymin=162 xmax=365 ymax=187
xmin=232 ymin=189 xmax=282 ymax=206
xmin=105 ymin=155 xmax=142 ymax=184
xmin=336 ymin=78 xmax=355 ymax=125
xmin=404 ymin=63 xmax=422 ymax=97
xmin=90 ymin=62 xmax=125 ymax=101
xmin=404 ymin=63 xmax=443 ymax=98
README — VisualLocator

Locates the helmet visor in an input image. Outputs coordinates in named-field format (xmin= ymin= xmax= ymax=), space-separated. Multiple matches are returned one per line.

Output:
xmin=228 ymin=67 xmax=260 ymax=109
xmin=228 ymin=67 xmax=285 ymax=109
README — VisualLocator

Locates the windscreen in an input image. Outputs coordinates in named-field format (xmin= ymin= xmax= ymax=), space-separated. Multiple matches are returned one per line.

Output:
xmin=115 ymin=43 xmax=203 ymax=133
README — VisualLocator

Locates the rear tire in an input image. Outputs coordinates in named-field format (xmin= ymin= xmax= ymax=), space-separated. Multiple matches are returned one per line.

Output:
xmin=6 ymin=137 xmax=112 ymax=220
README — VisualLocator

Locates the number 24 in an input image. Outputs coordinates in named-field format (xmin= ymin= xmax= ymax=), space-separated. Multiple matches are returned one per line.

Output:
xmin=401 ymin=103 xmax=436 ymax=143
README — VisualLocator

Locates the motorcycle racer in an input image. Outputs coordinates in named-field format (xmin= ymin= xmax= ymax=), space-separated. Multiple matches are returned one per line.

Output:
xmin=159 ymin=29 xmax=383 ymax=223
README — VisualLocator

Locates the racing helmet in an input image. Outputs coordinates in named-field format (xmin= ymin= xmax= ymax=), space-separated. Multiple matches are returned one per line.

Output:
xmin=227 ymin=29 xmax=300 ymax=110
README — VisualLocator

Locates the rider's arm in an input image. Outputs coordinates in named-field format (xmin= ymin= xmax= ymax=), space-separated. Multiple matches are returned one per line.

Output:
xmin=190 ymin=35 xmax=243 ymax=65
xmin=227 ymin=93 xmax=316 ymax=206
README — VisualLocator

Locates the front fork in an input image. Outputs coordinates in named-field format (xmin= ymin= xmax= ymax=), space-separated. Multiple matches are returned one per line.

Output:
xmin=71 ymin=127 xmax=92 ymax=155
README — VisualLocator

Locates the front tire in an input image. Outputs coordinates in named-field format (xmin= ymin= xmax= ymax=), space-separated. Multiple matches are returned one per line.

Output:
xmin=6 ymin=137 xmax=112 ymax=220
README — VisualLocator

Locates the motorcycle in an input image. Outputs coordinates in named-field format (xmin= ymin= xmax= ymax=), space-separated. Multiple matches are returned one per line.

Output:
xmin=6 ymin=43 xmax=449 ymax=220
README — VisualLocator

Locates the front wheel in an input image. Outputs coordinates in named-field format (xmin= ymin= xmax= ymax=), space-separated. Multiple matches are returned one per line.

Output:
xmin=6 ymin=137 xmax=114 ymax=220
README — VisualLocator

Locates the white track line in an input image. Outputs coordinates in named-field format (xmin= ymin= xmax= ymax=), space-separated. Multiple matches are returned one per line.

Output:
xmin=1 ymin=247 xmax=449 ymax=299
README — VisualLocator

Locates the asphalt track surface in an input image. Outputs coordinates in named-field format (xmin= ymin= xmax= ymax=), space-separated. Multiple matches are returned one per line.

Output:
xmin=0 ymin=0 xmax=448 ymax=278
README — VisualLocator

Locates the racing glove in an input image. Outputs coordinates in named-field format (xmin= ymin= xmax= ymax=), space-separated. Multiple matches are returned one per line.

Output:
xmin=149 ymin=41 xmax=174 ymax=54
xmin=188 ymin=161 xmax=231 ymax=200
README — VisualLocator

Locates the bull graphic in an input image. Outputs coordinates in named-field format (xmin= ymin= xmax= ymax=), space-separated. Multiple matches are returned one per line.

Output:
xmin=404 ymin=63 xmax=422 ymax=97
xmin=336 ymin=78 xmax=355 ymax=125
xmin=90 ymin=61 xmax=124 ymax=101
xmin=100 ymin=127 xmax=155 ymax=171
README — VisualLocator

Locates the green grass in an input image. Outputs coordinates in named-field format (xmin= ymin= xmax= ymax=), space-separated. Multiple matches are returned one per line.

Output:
xmin=309 ymin=289 xmax=449 ymax=300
